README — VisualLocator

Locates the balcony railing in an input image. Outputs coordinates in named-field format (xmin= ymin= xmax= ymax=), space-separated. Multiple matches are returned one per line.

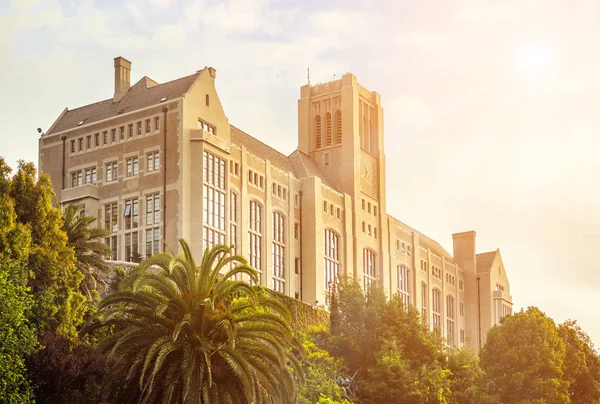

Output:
xmin=61 ymin=183 xmax=99 ymax=203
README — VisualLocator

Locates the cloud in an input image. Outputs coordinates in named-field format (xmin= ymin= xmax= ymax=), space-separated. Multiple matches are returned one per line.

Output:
xmin=0 ymin=0 xmax=63 ymax=50
xmin=386 ymin=95 xmax=435 ymax=131
xmin=396 ymin=31 xmax=459 ymax=51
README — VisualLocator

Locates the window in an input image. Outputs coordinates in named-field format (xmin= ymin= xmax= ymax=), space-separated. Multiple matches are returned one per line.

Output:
xmin=460 ymin=302 xmax=464 ymax=317
xmin=421 ymin=282 xmax=428 ymax=324
xmin=70 ymin=140 xmax=75 ymax=153
xmin=198 ymin=119 xmax=216 ymax=134
xmin=407 ymin=246 xmax=411 ymax=256
xmin=105 ymin=235 xmax=118 ymax=260
xmin=446 ymin=273 xmax=455 ymax=286
xmin=315 ymin=115 xmax=322 ymax=149
xmin=336 ymin=208 xmax=341 ymax=219
xmin=323 ymin=201 xmax=327 ymax=213
xmin=94 ymin=133 xmax=99 ymax=146
xmin=432 ymin=289 xmax=441 ymax=331
xmin=496 ymin=283 xmax=505 ymax=292
xmin=206 ymin=94 xmax=210 ymax=106
xmin=368 ymin=202 xmax=371 ymax=214
xmin=294 ymin=223 xmax=299 ymax=240
xmin=362 ymin=221 xmax=365 ymax=232
xmin=420 ymin=260 xmax=428 ymax=272
xmin=120 ymin=126 xmax=125 ymax=140
xmin=397 ymin=265 xmax=410 ymax=308
xmin=460 ymin=329 xmax=465 ymax=344
xmin=248 ymin=200 xmax=262 ymax=284
xmin=502 ymin=305 xmax=512 ymax=318
xmin=106 ymin=162 xmax=118 ymax=182
xmin=125 ymin=231 xmax=139 ymax=262
xmin=103 ymin=132 xmax=107 ymax=145
xmin=126 ymin=157 xmax=139 ymax=177
xmin=71 ymin=172 xmax=77 ymax=187
xmin=335 ymin=110 xmax=342 ymax=144
xmin=325 ymin=112 xmax=332 ymax=146
xmin=459 ymin=280 xmax=464 ymax=290
xmin=272 ymin=212 xmax=285 ymax=293
xmin=145 ymin=119 xmax=150 ymax=133
xmin=86 ymin=135 xmax=91 ymax=149
xmin=137 ymin=121 xmax=142 ymax=135
xmin=128 ymin=124 xmax=133 ymax=138
xmin=84 ymin=167 xmax=96 ymax=184
xmin=432 ymin=265 xmax=441 ymax=279
xmin=145 ymin=193 xmax=161 ymax=256
xmin=295 ymin=257 xmax=300 ymax=275
xmin=446 ymin=295 xmax=455 ymax=346
xmin=111 ymin=129 xmax=116 ymax=143
xmin=363 ymin=249 xmax=376 ymax=291
xmin=324 ymin=229 xmax=339 ymax=292
xmin=154 ymin=117 xmax=160 ymax=131
xmin=230 ymin=192 xmax=238 ymax=264
xmin=203 ymin=151 xmax=226 ymax=251
xmin=78 ymin=138 xmax=83 ymax=151
xmin=104 ymin=202 xmax=118 ymax=233
xmin=124 ymin=199 xmax=139 ymax=230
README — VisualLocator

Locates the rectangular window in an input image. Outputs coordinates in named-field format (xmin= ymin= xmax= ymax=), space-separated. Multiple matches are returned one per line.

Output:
xmin=137 ymin=122 xmax=142 ymax=135
xmin=295 ymin=257 xmax=300 ymax=275
xmin=248 ymin=200 xmax=262 ymax=284
xmin=124 ymin=199 xmax=139 ymax=230
xmin=203 ymin=151 xmax=226 ymax=251
xmin=77 ymin=171 xmax=83 ymax=186
xmin=120 ymin=126 xmax=125 ymax=140
xmin=103 ymin=132 xmax=107 ymax=145
xmin=85 ymin=168 xmax=91 ymax=185
xmin=154 ymin=117 xmax=159 ymax=131
xmin=294 ymin=223 xmax=299 ymax=240
xmin=145 ymin=119 xmax=150 ymax=133
xmin=104 ymin=235 xmax=118 ymax=260
xmin=145 ymin=193 xmax=160 ymax=258
xmin=363 ymin=248 xmax=376 ymax=291
xmin=147 ymin=151 xmax=159 ymax=172
xmin=432 ymin=289 xmax=441 ymax=332
xmin=460 ymin=302 xmax=464 ymax=317
xmin=78 ymin=138 xmax=83 ymax=151
xmin=460 ymin=329 xmax=465 ymax=344
xmin=324 ymin=229 xmax=339 ymax=296
xmin=94 ymin=133 xmax=99 ymax=146
xmin=71 ymin=172 xmax=77 ymax=187
xmin=106 ymin=162 xmax=118 ymax=182
xmin=104 ymin=202 xmax=118 ymax=233
xmin=459 ymin=280 xmax=464 ymax=290
xmin=111 ymin=129 xmax=116 ymax=143
xmin=128 ymin=124 xmax=133 ymax=138
xmin=126 ymin=157 xmax=139 ymax=177
xmin=70 ymin=140 xmax=75 ymax=153
xmin=86 ymin=135 xmax=91 ymax=149
xmin=230 ymin=192 xmax=238 ymax=268
xmin=421 ymin=282 xmax=428 ymax=324
xmin=125 ymin=232 xmax=139 ymax=262
xmin=397 ymin=265 xmax=410 ymax=309
xmin=146 ymin=194 xmax=160 ymax=226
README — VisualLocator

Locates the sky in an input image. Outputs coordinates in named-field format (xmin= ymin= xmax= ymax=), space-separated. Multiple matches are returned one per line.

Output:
xmin=2 ymin=0 xmax=599 ymax=343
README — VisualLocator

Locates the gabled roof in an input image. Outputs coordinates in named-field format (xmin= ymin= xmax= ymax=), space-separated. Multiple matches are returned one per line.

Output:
xmin=45 ymin=71 xmax=202 ymax=136
xmin=230 ymin=125 xmax=294 ymax=173
xmin=476 ymin=250 xmax=498 ymax=273
xmin=288 ymin=150 xmax=335 ymax=188
xmin=389 ymin=216 xmax=454 ymax=261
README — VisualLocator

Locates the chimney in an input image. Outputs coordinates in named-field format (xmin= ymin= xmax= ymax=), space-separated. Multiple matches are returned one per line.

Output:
xmin=452 ymin=230 xmax=477 ymax=269
xmin=114 ymin=56 xmax=131 ymax=102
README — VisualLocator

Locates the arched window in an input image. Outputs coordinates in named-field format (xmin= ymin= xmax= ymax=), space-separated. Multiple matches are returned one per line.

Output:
xmin=363 ymin=248 xmax=376 ymax=291
xmin=248 ymin=200 xmax=262 ymax=284
xmin=272 ymin=212 xmax=285 ymax=293
xmin=397 ymin=265 xmax=410 ymax=308
xmin=315 ymin=115 xmax=322 ymax=149
xmin=335 ymin=110 xmax=342 ymax=144
xmin=446 ymin=295 xmax=455 ymax=346
xmin=324 ymin=229 xmax=339 ymax=292
xmin=432 ymin=288 xmax=441 ymax=331
xmin=325 ymin=112 xmax=332 ymax=146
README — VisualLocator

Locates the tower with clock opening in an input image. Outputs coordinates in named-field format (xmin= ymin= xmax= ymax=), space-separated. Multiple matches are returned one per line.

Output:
xmin=297 ymin=73 xmax=390 ymax=292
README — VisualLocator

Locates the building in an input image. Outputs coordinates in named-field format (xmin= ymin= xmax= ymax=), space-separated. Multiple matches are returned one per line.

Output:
xmin=38 ymin=57 xmax=513 ymax=351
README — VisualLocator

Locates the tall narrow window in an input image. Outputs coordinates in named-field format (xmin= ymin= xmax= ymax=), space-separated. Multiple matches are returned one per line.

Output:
xmin=432 ymin=288 xmax=441 ymax=332
xmin=104 ymin=202 xmax=118 ymax=233
xmin=324 ymin=229 xmax=339 ymax=294
xmin=363 ymin=249 xmax=376 ymax=291
xmin=230 ymin=192 xmax=238 ymax=269
xmin=335 ymin=110 xmax=342 ymax=144
xmin=397 ymin=265 xmax=410 ymax=308
xmin=248 ymin=200 xmax=262 ymax=284
xmin=203 ymin=151 xmax=226 ymax=251
xmin=325 ymin=112 xmax=332 ymax=146
xmin=145 ymin=193 xmax=160 ymax=256
xmin=421 ymin=282 xmax=428 ymax=324
xmin=272 ymin=212 xmax=285 ymax=293
xmin=446 ymin=295 xmax=455 ymax=346
xmin=315 ymin=115 xmax=322 ymax=149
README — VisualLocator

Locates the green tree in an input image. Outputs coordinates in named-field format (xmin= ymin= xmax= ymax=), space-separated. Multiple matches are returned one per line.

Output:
xmin=446 ymin=348 xmax=497 ymax=404
xmin=85 ymin=241 xmax=304 ymax=403
xmin=480 ymin=306 xmax=569 ymax=404
xmin=61 ymin=204 xmax=111 ymax=299
xmin=558 ymin=320 xmax=600 ymax=404
xmin=8 ymin=161 xmax=86 ymax=339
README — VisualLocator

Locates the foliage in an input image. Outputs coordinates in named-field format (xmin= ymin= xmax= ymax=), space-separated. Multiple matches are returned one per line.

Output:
xmin=558 ymin=320 xmax=600 ymax=404
xmin=85 ymin=241 xmax=304 ymax=403
xmin=61 ymin=204 xmax=111 ymax=299
xmin=480 ymin=306 xmax=570 ymax=404
xmin=6 ymin=160 xmax=86 ymax=340
xmin=26 ymin=331 xmax=111 ymax=404
xmin=298 ymin=326 xmax=347 ymax=404
xmin=446 ymin=348 xmax=498 ymax=404
xmin=261 ymin=287 xmax=329 ymax=333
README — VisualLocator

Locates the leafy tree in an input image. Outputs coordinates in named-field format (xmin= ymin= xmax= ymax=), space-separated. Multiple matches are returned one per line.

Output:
xmin=26 ymin=331 xmax=111 ymax=404
xmin=85 ymin=241 xmax=304 ymax=403
xmin=446 ymin=348 xmax=497 ymax=404
xmin=8 ymin=160 xmax=86 ymax=339
xmin=480 ymin=306 xmax=569 ymax=404
xmin=61 ymin=204 xmax=111 ymax=299
xmin=298 ymin=326 xmax=347 ymax=404
xmin=558 ymin=320 xmax=600 ymax=404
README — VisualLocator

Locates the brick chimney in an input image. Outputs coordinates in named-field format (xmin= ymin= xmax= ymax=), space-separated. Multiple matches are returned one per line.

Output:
xmin=114 ymin=56 xmax=131 ymax=102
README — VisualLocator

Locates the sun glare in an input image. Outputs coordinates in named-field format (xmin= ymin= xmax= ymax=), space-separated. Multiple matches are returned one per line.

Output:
xmin=514 ymin=43 xmax=553 ymax=76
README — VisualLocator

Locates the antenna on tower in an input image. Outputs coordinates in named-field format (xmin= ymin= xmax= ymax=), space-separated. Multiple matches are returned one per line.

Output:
xmin=307 ymin=67 xmax=311 ymax=86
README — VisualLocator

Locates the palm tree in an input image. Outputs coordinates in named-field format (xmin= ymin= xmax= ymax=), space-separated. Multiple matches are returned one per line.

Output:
xmin=85 ymin=240 xmax=304 ymax=403
xmin=61 ymin=204 xmax=111 ymax=299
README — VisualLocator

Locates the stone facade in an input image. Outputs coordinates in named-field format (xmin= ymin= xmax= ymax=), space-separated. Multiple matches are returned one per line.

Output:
xmin=38 ymin=57 xmax=513 ymax=351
